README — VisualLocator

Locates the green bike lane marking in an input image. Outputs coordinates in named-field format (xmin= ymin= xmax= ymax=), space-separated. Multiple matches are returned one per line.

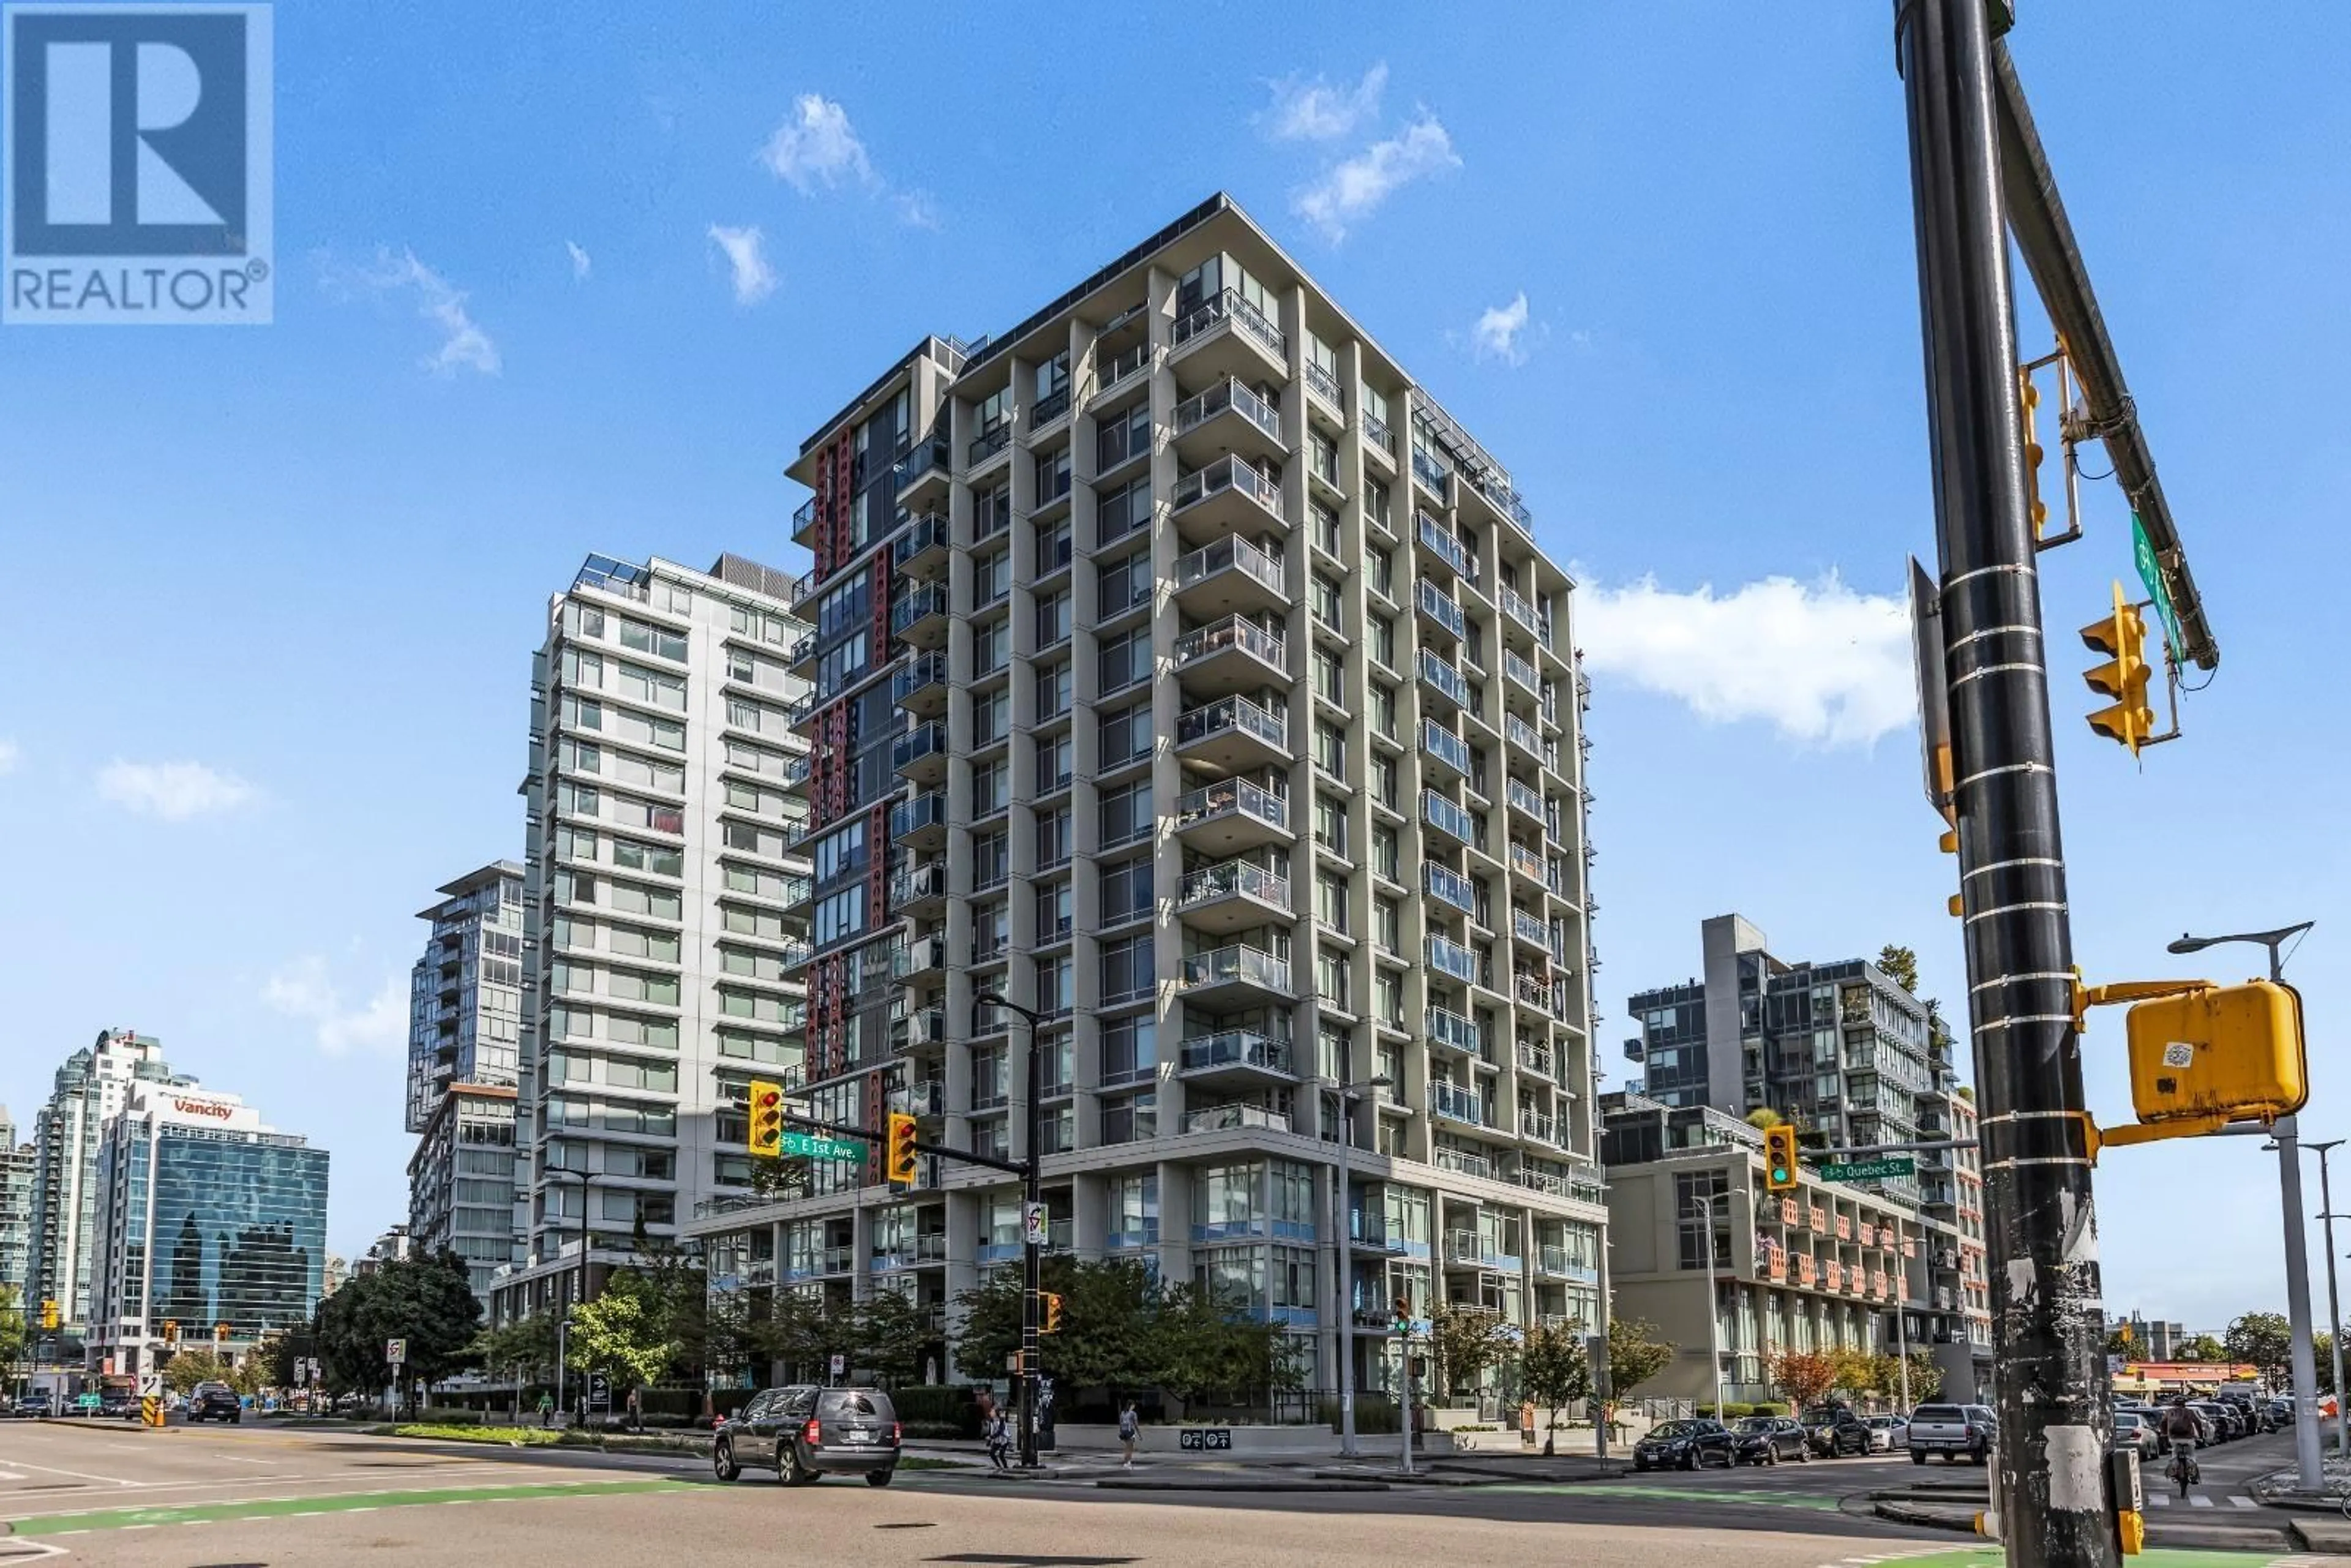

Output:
xmin=7 ymin=1477 xmax=696 ymax=1537
xmin=1847 ymin=1550 xmax=2303 ymax=1568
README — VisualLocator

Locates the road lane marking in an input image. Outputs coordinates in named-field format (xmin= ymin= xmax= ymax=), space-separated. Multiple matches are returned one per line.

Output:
xmin=0 ymin=1458 xmax=140 ymax=1487
xmin=6 ymin=1478 xmax=695 ymax=1538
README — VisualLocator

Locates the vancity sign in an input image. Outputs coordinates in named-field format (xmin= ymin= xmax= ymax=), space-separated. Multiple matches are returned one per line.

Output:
xmin=170 ymin=1096 xmax=236 ymax=1120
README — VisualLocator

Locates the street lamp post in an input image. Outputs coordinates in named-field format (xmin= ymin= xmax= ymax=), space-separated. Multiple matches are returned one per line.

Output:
xmin=2170 ymin=922 xmax=2318 ymax=1488
xmin=545 ymin=1165 xmax=597 ymax=1426
xmin=1693 ymin=1193 xmax=1724 ymax=1419
xmin=2306 ymin=1138 xmax=2350 ymax=1460
xmin=976 ymin=991 xmax=1047 ymax=1471
xmin=1329 ymin=1068 xmax=1392 ymax=1461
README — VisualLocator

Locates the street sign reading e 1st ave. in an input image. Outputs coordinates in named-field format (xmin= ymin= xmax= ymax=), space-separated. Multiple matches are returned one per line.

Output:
xmin=2131 ymin=512 xmax=2183 ymax=664
xmin=1818 ymin=1157 xmax=1917 ymax=1183
xmin=779 ymin=1131 xmax=864 ymax=1161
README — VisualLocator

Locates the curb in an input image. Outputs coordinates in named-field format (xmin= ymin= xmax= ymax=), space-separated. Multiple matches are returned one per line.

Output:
xmin=1873 ymin=1499 xmax=1979 ymax=1533
xmin=1093 ymin=1476 xmax=1390 ymax=1493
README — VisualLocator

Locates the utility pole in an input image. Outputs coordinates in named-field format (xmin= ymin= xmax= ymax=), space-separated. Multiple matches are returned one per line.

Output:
xmin=1695 ymin=1194 xmax=1724 ymax=1419
xmin=1892 ymin=3 xmax=2115 ymax=1565
xmin=978 ymin=991 xmax=1047 ymax=1470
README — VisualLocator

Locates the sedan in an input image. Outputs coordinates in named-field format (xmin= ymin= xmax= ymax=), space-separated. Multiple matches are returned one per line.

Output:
xmin=1732 ymin=1416 xmax=1812 ymax=1466
xmin=1865 ymin=1414 xmax=1910 ymax=1452
xmin=1632 ymin=1419 xmax=1732 ymax=1472
xmin=2112 ymin=1411 xmax=2159 ymax=1460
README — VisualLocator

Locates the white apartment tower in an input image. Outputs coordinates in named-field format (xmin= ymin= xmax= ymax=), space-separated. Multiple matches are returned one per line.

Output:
xmin=684 ymin=194 xmax=1605 ymax=1401
xmin=28 ymin=1030 xmax=186 ymax=1332
xmin=493 ymin=553 xmax=812 ymax=1324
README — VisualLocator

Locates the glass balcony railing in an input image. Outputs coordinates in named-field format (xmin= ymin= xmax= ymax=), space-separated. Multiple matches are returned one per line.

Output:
xmin=1426 ymin=1004 xmax=1481 ymax=1057
xmin=1509 ymin=841 xmax=1548 ymax=884
xmin=1517 ymin=1040 xmax=1556 ymax=1078
xmin=1424 ymin=861 xmax=1475 ymax=916
xmin=1417 ymin=514 xmax=1477 ymax=583
xmin=890 ymin=791 xmax=947 ymax=839
xmin=893 ymin=437 xmax=948 ymax=493
xmin=1172 ymin=778 xmax=1288 ymax=833
xmin=1172 ymin=286 xmax=1288 ymax=361
xmin=1180 ymin=943 xmax=1291 ymax=995
xmin=1423 ymin=721 xmax=1471 ymax=775
xmin=1411 ymin=445 xmax=1451 ymax=495
xmin=893 ymin=722 xmax=946 ymax=771
xmin=1303 ymin=358 xmax=1344 ymax=410
xmin=1507 ymin=779 xmax=1547 ymax=823
xmin=1180 ymin=860 xmax=1289 ymax=910
xmin=1096 ymin=339 xmax=1150 ymax=394
xmin=1422 ymin=789 xmax=1474 ymax=844
xmin=892 ymin=653 xmax=948 ymax=705
xmin=1176 ymin=377 xmax=1281 ymax=445
xmin=968 ymin=421 xmax=1011 ymax=465
xmin=1520 ymin=1108 xmax=1559 ymax=1145
xmin=1183 ymin=1101 xmax=1292 ymax=1135
xmin=1430 ymin=1082 xmax=1484 ymax=1126
xmin=1174 ymin=615 xmax=1286 ymax=672
xmin=890 ymin=584 xmax=948 ymax=636
xmin=1427 ymin=935 xmax=1477 ymax=984
xmin=1416 ymin=578 xmax=1466 ymax=639
xmin=1363 ymin=411 xmax=1393 ymax=455
xmin=1178 ymin=694 xmax=1287 ymax=751
xmin=1516 ymin=971 xmax=1557 ymax=1013
xmin=1504 ymin=648 xmax=1543 ymax=695
xmin=1504 ymin=713 xmax=1552 ymax=766
xmin=1173 ymin=456 xmax=1286 ymax=524
xmin=1499 ymin=583 xmax=1547 ymax=638
xmin=1419 ymin=648 xmax=1469 ymax=706
xmin=1032 ymin=384 xmax=1071 ymax=427
xmin=892 ymin=511 xmax=949 ymax=569
xmin=890 ymin=861 xmax=945 ymax=909
xmin=1512 ymin=909 xmax=1550 ymax=947
xmin=1176 ymin=533 xmax=1285 ymax=597
xmin=1180 ymin=1030 xmax=1292 ymax=1075
xmin=1434 ymin=1146 xmax=1494 ymax=1181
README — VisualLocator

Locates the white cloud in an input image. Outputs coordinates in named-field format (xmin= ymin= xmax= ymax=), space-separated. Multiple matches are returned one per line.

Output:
xmin=706 ymin=223 xmax=777 ymax=305
xmin=566 ymin=240 xmax=592 ymax=280
xmin=1471 ymin=291 xmax=1532 ymax=366
xmin=95 ymin=759 xmax=255 ymax=820
xmin=261 ymin=956 xmax=408 ymax=1057
xmin=758 ymin=94 xmax=876 ymax=192
xmin=1294 ymin=111 xmax=1460 ymax=242
xmin=1575 ymin=572 xmax=1914 ymax=748
xmin=1263 ymin=64 xmax=1387 ymax=142
xmin=893 ymin=189 xmax=943 ymax=231
xmin=351 ymin=249 xmax=501 ymax=376
xmin=0 ymin=739 xmax=18 ymax=776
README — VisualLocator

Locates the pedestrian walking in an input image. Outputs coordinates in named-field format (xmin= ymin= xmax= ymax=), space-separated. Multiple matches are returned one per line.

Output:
xmin=1117 ymin=1400 xmax=1139 ymax=1469
xmin=536 ymin=1390 xmax=553 ymax=1428
xmin=626 ymin=1387 xmax=641 ymax=1432
xmin=985 ymin=1408 xmax=1013 ymax=1471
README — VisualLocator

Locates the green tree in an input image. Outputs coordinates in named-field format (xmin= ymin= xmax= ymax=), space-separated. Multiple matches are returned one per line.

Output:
xmin=1152 ymin=1280 xmax=1299 ymax=1403
xmin=852 ymin=1290 xmax=932 ymax=1389
xmin=162 ymin=1349 xmax=229 ymax=1394
xmin=2224 ymin=1312 xmax=2293 ymax=1385
xmin=1606 ymin=1316 xmax=1675 ymax=1397
xmin=1904 ymin=1349 xmax=1946 ymax=1403
xmin=1744 ymin=1107 xmax=1785 ymax=1131
xmin=1428 ymin=1302 xmax=1513 ymax=1401
xmin=0 ymin=1287 xmax=25 ymax=1373
xmin=1768 ymin=1348 xmax=1839 ymax=1411
xmin=472 ymin=1311 xmax=561 ymax=1383
xmin=1878 ymin=945 xmax=1921 ymax=995
xmin=1829 ymin=1348 xmax=1885 ymax=1400
xmin=2315 ymin=1334 xmax=2336 ymax=1395
xmin=2180 ymin=1334 xmax=2226 ymax=1363
xmin=312 ymin=1250 xmax=484 ymax=1396
xmin=567 ymin=1272 xmax=676 ymax=1400
xmin=1518 ymin=1320 xmax=1591 ymax=1455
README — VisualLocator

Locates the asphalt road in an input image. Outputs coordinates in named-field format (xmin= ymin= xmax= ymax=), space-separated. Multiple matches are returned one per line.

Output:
xmin=0 ymin=1419 xmax=2325 ymax=1568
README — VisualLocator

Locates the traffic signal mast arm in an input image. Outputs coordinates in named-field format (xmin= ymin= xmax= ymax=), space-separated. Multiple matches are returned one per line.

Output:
xmin=771 ymin=1106 xmax=1032 ymax=1179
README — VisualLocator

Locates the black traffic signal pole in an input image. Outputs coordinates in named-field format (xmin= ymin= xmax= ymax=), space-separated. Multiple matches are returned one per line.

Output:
xmin=1893 ymin=4 xmax=2116 ymax=1567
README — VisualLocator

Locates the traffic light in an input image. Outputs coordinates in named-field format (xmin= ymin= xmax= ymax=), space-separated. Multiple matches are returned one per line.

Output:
xmin=163 ymin=1319 xmax=179 ymax=1345
xmin=40 ymin=1298 xmax=58 ymax=1330
xmin=1392 ymin=1295 xmax=1411 ymax=1333
xmin=746 ymin=1079 xmax=784 ymax=1157
xmin=885 ymin=1111 xmax=920 ymax=1185
xmin=1040 ymin=1291 xmax=1064 ymax=1334
xmin=2124 ymin=979 xmax=2307 ymax=1127
xmin=214 ymin=1322 xmax=230 ymax=1344
xmin=2080 ymin=580 xmax=2156 ymax=756
xmin=2020 ymin=374 xmax=2049 ymax=542
xmin=1763 ymin=1124 xmax=1801 ymax=1191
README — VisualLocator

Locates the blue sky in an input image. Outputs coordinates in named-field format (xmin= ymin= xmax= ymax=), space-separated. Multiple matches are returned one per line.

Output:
xmin=1 ymin=2 xmax=2345 ymax=1329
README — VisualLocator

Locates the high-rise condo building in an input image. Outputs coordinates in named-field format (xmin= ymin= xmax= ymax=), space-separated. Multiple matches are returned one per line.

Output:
xmin=490 ymin=553 xmax=813 ymax=1327
xmin=682 ymin=193 xmax=1603 ymax=1402
xmin=28 ymin=1029 xmax=186 ymax=1332
xmin=0 ymin=1108 xmax=34 ymax=1304
xmin=403 ymin=861 xmax=528 ymax=1299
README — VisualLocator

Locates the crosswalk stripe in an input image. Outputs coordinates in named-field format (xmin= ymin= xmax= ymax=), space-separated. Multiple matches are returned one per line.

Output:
xmin=2147 ymin=1493 xmax=2170 ymax=1507
xmin=2189 ymin=1494 xmax=2214 ymax=1509
xmin=2231 ymin=1496 xmax=2258 ymax=1509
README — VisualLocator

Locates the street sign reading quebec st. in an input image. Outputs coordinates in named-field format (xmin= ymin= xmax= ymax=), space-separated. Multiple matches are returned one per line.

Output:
xmin=1818 ymin=1157 xmax=1917 ymax=1183
xmin=2132 ymin=511 xmax=2183 ymax=663
xmin=778 ymin=1131 xmax=863 ymax=1161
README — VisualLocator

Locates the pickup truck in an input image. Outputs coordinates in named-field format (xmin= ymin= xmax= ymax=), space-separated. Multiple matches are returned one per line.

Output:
xmin=1906 ymin=1401 xmax=1997 ymax=1465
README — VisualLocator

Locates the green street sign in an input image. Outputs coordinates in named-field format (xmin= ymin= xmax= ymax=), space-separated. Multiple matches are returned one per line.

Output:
xmin=780 ymin=1131 xmax=865 ymax=1161
xmin=2131 ymin=512 xmax=2183 ymax=663
xmin=1818 ymin=1157 xmax=1916 ymax=1183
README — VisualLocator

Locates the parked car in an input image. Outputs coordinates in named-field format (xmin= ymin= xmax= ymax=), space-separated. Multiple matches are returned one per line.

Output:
xmin=2112 ymin=1411 xmax=2160 ymax=1461
xmin=97 ymin=1390 xmax=137 ymax=1420
xmin=1632 ymin=1418 xmax=1732 ymax=1472
xmin=9 ymin=1394 xmax=51 ymax=1419
xmin=1731 ymin=1415 xmax=1812 ymax=1465
xmin=1907 ymin=1402 xmax=1997 ymax=1465
xmin=2191 ymin=1401 xmax=2240 ymax=1442
xmin=1865 ymin=1414 xmax=1910 ymax=1452
xmin=185 ymin=1382 xmax=242 ymax=1423
xmin=1801 ymin=1405 xmax=1872 ymax=1457
xmin=711 ymin=1386 xmax=901 ymax=1487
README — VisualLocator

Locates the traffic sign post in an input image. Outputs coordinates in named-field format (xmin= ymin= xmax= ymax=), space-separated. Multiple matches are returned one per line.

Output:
xmin=386 ymin=1338 xmax=407 ymax=1368
xmin=2131 ymin=512 xmax=2183 ymax=664
xmin=779 ymin=1131 xmax=864 ymax=1161
xmin=1818 ymin=1156 xmax=1919 ymax=1183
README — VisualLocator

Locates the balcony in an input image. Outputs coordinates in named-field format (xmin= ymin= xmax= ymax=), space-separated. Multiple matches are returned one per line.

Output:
xmin=1506 ymin=778 xmax=1548 ymax=828
xmin=1173 ymin=533 xmax=1289 ymax=619
xmin=1426 ymin=1003 xmax=1482 ymax=1059
xmin=891 ymin=860 xmax=947 ymax=920
xmin=1107 ymin=1222 xmax=1161 ymax=1251
xmin=891 ymin=1005 xmax=946 ymax=1052
xmin=1173 ymin=615 xmax=1290 ymax=699
xmin=1170 ymin=778 xmax=1289 ymax=853
xmin=894 ymin=436 xmax=950 ymax=507
xmin=1505 ymin=714 xmax=1554 ymax=770
xmin=896 ymin=1080 xmax=947 ymax=1118
xmin=1511 ymin=909 xmax=1550 ymax=951
xmin=1178 ymin=858 xmax=1292 ymax=935
xmin=1516 ymin=1040 xmax=1556 ymax=1079
xmin=1499 ymin=583 xmax=1548 ymax=642
xmin=871 ymin=1233 xmax=948 ymax=1272
xmin=1411 ymin=444 xmax=1452 ymax=500
xmin=1176 ymin=694 xmax=1290 ymax=774
xmin=1173 ymin=377 xmax=1286 ymax=467
xmin=890 ymin=790 xmax=948 ymax=852
xmin=1169 ymin=285 xmax=1288 ymax=385
xmin=1503 ymin=648 xmax=1544 ymax=700
xmin=1514 ymin=971 xmax=1556 ymax=1016
xmin=1418 ymin=648 xmax=1470 ymax=714
xmin=1520 ymin=1108 xmax=1559 ymax=1146
xmin=892 ymin=653 xmax=950 ymax=719
xmin=1434 ymin=1146 xmax=1495 ymax=1181
xmin=1179 ymin=943 xmax=1292 ymax=1007
xmin=902 ymin=937 xmax=945 ymax=983
xmin=967 ymin=420 xmax=1012 ymax=470
xmin=1183 ymin=1101 xmax=1293 ymax=1137
xmin=1032 ymin=383 xmax=1071 ymax=430
xmin=1172 ymin=456 xmax=1286 ymax=546
xmin=1092 ymin=338 xmax=1152 ymax=404
xmin=1422 ymin=721 xmax=1471 ymax=782
xmin=1415 ymin=578 xmax=1466 ymax=643
xmin=1507 ymin=841 xmax=1548 ymax=891
xmin=1427 ymin=935 xmax=1478 ymax=985
xmin=1424 ymin=861 xmax=1476 ymax=918
xmin=893 ymin=511 xmax=950 ymax=579
xmin=891 ymin=584 xmax=950 ymax=649
xmin=1422 ymin=789 xmax=1474 ymax=848
xmin=893 ymin=721 xmax=948 ymax=786
xmin=790 ymin=494 xmax=822 ymax=546
xmin=1362 ymin=411 xmax=1395 ymax=463
xmin=1417 ymin=513 xmax=1479 ymax=587
xmin=1179 ymin=1030 xmax=1297 ymax=1087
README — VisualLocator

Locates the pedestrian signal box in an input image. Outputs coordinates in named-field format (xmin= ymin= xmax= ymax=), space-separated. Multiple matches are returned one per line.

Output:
xmin=2126 ymin=980 xmax=2306 ymax=1126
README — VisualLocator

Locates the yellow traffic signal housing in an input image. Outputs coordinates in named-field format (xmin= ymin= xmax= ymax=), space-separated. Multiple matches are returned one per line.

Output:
xmin=40 ymin=1298 xmax=59 ymax=1330
xmin=2080 ymin=581 xmax=2156 ymax=756
xmin=2125 ymin=980 xmax=2307 ymax=1126
xmin=746 ymin=1079 xmax=784 ymax=1157
xmin=884 ymin=1112 xmax=920 ymax=1185
xmin=1040 ymin=1291 xmax=1065 ymax=1334
xmin=2020 ymin=375 xmax=2049 ymax=541
xmin=1763 ymin=1124 xmax=1801 ymax=1190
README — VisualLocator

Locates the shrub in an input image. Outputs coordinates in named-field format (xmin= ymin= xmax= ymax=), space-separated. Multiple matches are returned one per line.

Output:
xmin=1750 ymin=1401 xmax=1787 ymax=1417
xmin=886 ymin=1386 xmax=985 ymax=1439
xmin=412 ymin=1409 xmax=481 ymax=1427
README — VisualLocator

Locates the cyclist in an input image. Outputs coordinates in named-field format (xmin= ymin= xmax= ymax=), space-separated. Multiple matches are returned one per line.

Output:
xmin=2160 ymin=1397 xmax=2202 ymax=1495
